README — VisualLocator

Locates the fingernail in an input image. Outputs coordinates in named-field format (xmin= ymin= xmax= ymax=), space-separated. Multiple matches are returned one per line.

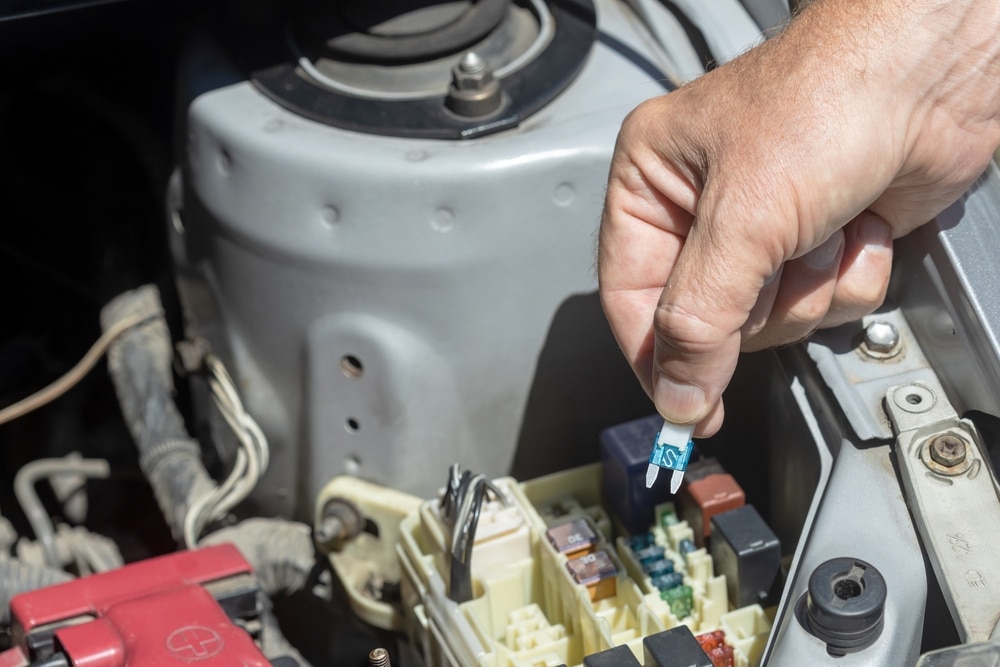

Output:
xmin=654 ymin=374 xmax=707 ymax=424
xmin=857 ymin=212 xmax=892 ymax=251
xmin=803 ymin=233 xmax=844 ymax=269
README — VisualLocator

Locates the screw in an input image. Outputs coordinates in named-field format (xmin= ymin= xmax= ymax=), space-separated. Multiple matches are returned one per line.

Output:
xmin=314 ymin=497 xmax=364 ymax=551
xmin=369 ymin=648 xmax=391 ymax=667
xmin=929 ymin=434 xmax=967 ymax=467
xmin=314 ymin=515 xmax=344 ymax=544
xmin=458 ymin=52 xmax=486 ymax=76
xmin=863 ymin=321 xmax=899 ymax=354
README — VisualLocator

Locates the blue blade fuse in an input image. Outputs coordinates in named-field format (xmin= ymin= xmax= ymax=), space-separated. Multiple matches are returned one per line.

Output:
xmin=645 ymin=421 xmax=694 ymax=493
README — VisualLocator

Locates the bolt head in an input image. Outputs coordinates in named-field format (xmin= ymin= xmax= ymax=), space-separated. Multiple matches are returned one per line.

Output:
xmin=929 ymin=434 xmax=967 ymax=467
xmin=451 ymin=52 xmax=493 ymax=91
xmin=863 ymin=321 xmax=899 ymax=354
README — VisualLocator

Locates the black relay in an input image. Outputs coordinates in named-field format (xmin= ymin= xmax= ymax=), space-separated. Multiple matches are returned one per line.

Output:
xmin=582 ymin=644 xmax=641 ymax=667
xmin=643 ymin=625 xmax=713 ymax=667
xmin=710 ymin=504 xmax=782 ymax=608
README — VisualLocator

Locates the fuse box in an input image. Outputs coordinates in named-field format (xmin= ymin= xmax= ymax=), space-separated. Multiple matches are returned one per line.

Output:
xmin=394 ymin=464 xmax=773 ymax=667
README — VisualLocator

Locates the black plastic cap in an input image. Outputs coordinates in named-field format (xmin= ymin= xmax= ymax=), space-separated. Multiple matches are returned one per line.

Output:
xmin=802 ymin=557 xmax=886 ymax=655
xmin=583 ymin=644 xmax=641 ymax=667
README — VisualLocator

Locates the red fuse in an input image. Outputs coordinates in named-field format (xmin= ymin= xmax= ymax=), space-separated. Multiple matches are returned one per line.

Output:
xmin=707 ymin=644 xmax=735 ymax=667
xmin=696 ymin=629 xmax=726 ymax=652
xmin=680 ymin=472 xmax=745 ymax=547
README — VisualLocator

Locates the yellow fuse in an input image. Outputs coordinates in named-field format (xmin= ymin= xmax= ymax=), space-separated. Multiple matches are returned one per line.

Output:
xmin=566 ymin=549 xmax=618 ymax=602
xmin=546 ymin=517 xmax=599 ymax=558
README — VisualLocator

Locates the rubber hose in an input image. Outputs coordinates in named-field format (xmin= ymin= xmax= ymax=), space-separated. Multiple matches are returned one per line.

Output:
xmin=14 ymin=458 xmax=111 ymax=569
xmin=200 ymin=518 xmax=316 ymax=597
xmin=0 ymin=558 xmax=72 ymax=626
xmin=100 ymin=286 xmax=216 ymax=542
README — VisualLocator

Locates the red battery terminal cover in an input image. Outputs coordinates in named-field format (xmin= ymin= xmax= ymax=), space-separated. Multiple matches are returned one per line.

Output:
xmin=2 ymin=543 xmax=270 ymax=667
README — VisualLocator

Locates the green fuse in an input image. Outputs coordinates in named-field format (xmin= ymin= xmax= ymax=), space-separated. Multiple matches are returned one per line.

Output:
xmin=662 ymin=584 xmax=694 ymax=619
xmin=659 ymin=503 xmax=680 ymax=529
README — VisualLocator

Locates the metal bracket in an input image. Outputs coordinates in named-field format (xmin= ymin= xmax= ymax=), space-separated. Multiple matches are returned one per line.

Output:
xmin=808 ymin=306 xmax=933 ymax=441
xmin=884 ymin=377 xmax=1000 ymax=642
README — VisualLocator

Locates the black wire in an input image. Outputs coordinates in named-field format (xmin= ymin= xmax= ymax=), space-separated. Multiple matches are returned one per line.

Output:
xmin=448 ymin=480 xmax=485 ymax=603
xmin=656 ymin=0 xmax=716 ymax=71
xmin=441 ymin=464 xmax=510 ymax=603
xmin=438 ymin=464 xmax=462 ymax=527
xmin=30 ymin=653 xmax=69 ymax=667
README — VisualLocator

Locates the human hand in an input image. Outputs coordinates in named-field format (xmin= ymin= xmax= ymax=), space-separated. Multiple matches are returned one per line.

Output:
xmin=599 ymin=0 xmax=1000 ymax=436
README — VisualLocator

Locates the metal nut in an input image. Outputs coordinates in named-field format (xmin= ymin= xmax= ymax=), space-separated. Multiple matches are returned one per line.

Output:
xmin=929 ymin=434 xmax=968 ymax=467
xmin=446 ymin=52 xmax=502 ymax=117
xmin=453 ymin=52 xmax=491 ymax=90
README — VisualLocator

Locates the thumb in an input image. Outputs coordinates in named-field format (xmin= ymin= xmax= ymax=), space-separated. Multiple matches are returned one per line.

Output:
xmin=652 ymin=210 xmax=778 ymax=431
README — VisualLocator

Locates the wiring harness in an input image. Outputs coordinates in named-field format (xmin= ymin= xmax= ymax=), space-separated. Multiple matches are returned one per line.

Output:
xmin=438 ymin=464 xmax=507 ymax=602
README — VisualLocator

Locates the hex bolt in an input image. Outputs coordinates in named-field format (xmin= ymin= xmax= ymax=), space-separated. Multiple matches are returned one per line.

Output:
xmin=929 ymin=434 xmax=968 ymax=467
xmin=445 ymin=51 xmax=502 ymax=117
xmin=314 ymin=515 xmax=344 ymax=544
xmin=369 ymin=648 xmax=391 ymax=667
xmin=863 ymin=321 xmax=899 ymax=354
xmin=458 ymin=52 xmax=487 ymax=76
xmin=314 ymin=497 xmax=365 ymax=552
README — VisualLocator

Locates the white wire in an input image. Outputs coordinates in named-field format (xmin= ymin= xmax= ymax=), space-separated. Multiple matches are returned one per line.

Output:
xmin=183 ymin=355 xmax=269 ymax=548
xmin=667 ymin=0 xmax=763 ymax=64
xmin=624 ymin=0 xmax=706 ymax=84
xmin=0 ymin=311 xmax=158 ymax=426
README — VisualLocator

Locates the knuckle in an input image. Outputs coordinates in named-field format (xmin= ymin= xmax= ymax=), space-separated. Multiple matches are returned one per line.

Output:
xmin=837 ymin=275 xmax=889 ymax=313
xmin=653 ymin=303 xmax=728 ymax=357
xmin=785 ymin=296 xmax=832 ymax=328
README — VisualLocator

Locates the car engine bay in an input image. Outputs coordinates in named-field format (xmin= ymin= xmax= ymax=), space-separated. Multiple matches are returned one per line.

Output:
xmin=2 ymin=1 xmax=1000 ymax=666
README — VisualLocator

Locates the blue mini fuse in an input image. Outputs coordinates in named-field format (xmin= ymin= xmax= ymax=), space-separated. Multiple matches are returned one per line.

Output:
xmin=645 ymin=421 xmax=694 ymax=493
xmin=628 ymin=532 xmax=655 ymax=552
xmin=652 ymin=571 xmax=684 ymax=591
xmin=644 ymin=558 xmax=675 ymax=577
xmin=635 ymin=545 xmax=666 ymax=565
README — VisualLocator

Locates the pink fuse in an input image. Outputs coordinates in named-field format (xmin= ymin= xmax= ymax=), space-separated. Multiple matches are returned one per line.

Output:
xmin=546 ymin=517 xmax=599 ymax=558
xmin=566 ymin=549 xmax=618 ymax=601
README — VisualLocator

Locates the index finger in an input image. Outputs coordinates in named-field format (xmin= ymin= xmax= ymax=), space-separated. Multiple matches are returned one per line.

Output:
xmin=598 ymin=154 xmax=698 ymax=396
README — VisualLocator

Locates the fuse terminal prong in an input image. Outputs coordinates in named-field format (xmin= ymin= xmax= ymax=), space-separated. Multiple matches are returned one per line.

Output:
xmin=646 ymin=420 xmax=695 ymax=492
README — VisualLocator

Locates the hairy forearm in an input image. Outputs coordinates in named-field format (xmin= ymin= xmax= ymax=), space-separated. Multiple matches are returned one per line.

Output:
xmin=795 ymin=0 xmax=1000 ymax=158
